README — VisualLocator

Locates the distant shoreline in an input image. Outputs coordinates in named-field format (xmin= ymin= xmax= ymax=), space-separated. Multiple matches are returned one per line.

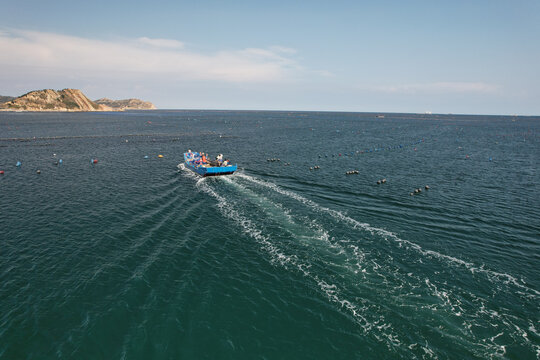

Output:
xmin=0 ymin=107 xmax=537 ymax=117
xmin=0 ymin=108 xmax=157 ymax=112
xmin=0 ymin=88 xmax=156 ymax=112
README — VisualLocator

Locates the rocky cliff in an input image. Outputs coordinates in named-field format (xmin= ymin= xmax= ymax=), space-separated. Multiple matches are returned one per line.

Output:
xmin=94 ymin=98 xmax=156 ymax=110
xmin=0 ymin=89 xmax=156 ymax=112
xmin=0 ymin=89 xmax=111 ymax=111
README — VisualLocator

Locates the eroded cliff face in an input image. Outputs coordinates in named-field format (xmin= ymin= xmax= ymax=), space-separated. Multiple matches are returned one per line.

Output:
xmin=0 ymin=89 xmax=112 ymax=111
xmin=94 ymin=98 xmax=156 ymax=110
xmin=0 ymin=89 xmax=157 ymax=112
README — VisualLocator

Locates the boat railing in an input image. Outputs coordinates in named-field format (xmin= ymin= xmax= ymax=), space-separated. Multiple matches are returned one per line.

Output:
xmin=185 ymin=152 xmax=235 ymax=169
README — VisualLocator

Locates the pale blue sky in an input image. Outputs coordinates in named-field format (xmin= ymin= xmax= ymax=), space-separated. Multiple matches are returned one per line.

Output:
xmin=1 ymin=0 xmax=539 ymax=114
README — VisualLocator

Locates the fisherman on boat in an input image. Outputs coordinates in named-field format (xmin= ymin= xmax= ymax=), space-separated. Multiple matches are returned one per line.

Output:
xmin=183 ymin=150 xmax=237 ymax=176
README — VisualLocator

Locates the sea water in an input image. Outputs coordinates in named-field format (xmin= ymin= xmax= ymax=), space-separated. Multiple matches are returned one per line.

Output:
xmin=0 ymin=111 xmax=539 ymax=359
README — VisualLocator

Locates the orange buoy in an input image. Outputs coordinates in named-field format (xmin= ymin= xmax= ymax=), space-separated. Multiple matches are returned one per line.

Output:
xmin=93 ymin=159 xmax=98 ymax=164
xmin=158 ymin=154 xmax=164 ymax=158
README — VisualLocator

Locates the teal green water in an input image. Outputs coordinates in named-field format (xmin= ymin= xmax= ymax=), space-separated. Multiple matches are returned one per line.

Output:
xmin=1 ymin=111 xmax=539 ymax=359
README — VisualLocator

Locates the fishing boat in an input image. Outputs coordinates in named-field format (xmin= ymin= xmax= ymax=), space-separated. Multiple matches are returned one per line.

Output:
xmin=183 ymin=151 xmax=237 ymax=177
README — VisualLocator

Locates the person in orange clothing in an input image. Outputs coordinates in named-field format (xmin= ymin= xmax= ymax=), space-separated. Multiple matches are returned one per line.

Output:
xmin=201 ymin=152 xmax=207 ymax=164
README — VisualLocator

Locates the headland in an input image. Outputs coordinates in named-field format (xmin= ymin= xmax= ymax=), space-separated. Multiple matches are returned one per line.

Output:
xmin=0 ymin=89 xmax=155 ymax=112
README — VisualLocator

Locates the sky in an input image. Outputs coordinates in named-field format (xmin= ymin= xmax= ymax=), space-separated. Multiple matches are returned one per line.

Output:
xmin=0 ymin=0 xmax=539 ymax=115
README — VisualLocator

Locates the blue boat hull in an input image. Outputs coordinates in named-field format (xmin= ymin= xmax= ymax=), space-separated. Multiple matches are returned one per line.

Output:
xmin=185 ymin=162 xmax=237 ymax=177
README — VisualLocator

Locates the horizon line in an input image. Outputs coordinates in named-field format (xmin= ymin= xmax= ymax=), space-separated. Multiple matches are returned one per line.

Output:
xmin=1 ymin=107 xmax=537 ymax=117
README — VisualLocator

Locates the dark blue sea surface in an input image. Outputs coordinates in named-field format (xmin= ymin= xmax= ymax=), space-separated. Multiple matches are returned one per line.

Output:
xmin=1 ymin=110 xmax=539 ymax=359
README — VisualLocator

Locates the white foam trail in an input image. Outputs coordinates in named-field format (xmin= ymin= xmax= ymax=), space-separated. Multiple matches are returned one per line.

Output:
xmin=236 ymin=173 xmax=540 ymax=298
xmin=221 ymin=176 xmax=296 ymax=226
xmin=234 ymin=174 xmax=540 ymax=356
xmin=196 ymin=178 xmax=403 ymax=350
xmin=197 ymin=181 xmax=293 ymax=268
xmin=194 ymin=172 xmax=538 ymax=356
xmin=225 ymin=176 xmax=376 ymax=282
xmin=222 ymin=176 xmax=343 ymax=254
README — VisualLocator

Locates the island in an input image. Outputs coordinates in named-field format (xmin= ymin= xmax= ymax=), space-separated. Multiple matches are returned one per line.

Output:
xmin=0 ymin=89 xmax=156 ymax=112
xmin=94 ymin=98 xmax=156 ymax=111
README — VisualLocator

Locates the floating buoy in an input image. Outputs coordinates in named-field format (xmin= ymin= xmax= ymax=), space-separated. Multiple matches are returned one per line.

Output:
xmin=59 ymin=159 xmax=63 ymax=164
xmin=36 ymin=170 xmax=41 ymax=174
xmin=310 ymin=167 xmax=313 ymax=170
xmin=410 ymin=192 xmax=414 ymax=196
xmin=382 ymin=178 xmax=387 ymax=183
xmin=0 ymin=170 xmax=4 ymax=175
xmin=377 ymin=180 xmax=381 ymax=184
xmin=16 ymin=161 xmax=21 ymax=167
xmin=144 ymin=155 xmax=149 ymax=159
xmin=425 ymin=185 xmax=430 ymax=190
xmin=158 ymin=154 xmax=164 ymax=158
xmin=92 ymin=158 xmax=98 ymax=164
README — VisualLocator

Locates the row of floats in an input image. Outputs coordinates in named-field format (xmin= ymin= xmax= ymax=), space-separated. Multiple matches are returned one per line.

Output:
xmin=316 ymin=139 xmax=426 ymax=159
xmin=0 ymin=154 xmax=166 ymax=175
xmin=270 ymin=161 xmax=433 ymax=196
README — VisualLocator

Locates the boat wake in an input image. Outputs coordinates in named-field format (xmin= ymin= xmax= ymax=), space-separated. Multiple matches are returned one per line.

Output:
xmin=178 ymin=167 xmax=539 ymax=358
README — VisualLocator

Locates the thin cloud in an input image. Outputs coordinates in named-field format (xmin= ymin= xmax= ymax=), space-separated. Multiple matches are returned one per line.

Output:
xmin=268 ymin=46 xmax=297 ymax=55
xmin=373 ymin=82 xmax=501 ymax=94
xmin=0 ymin=29 xmax=300 ymax=83
xmin=137 ymin=37 xmax=184 ymax=49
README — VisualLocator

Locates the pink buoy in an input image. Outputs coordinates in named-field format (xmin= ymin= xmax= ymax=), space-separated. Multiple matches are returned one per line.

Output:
xmin=0 ymin=170 xmax=4 ymax=175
